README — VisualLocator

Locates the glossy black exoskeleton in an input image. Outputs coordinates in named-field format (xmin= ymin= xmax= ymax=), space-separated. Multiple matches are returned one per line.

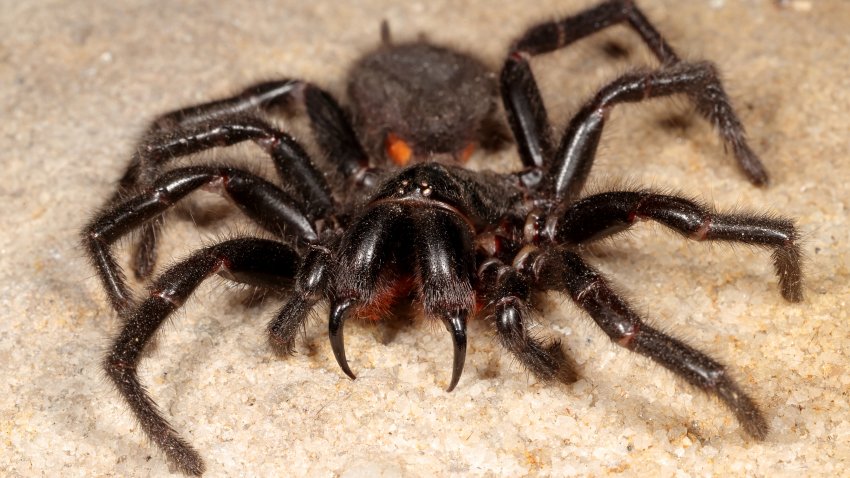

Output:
xmin=83 ymin=2 xmax=802 ymax=475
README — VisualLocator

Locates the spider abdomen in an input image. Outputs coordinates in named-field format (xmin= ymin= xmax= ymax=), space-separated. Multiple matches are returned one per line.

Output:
xmin=347 ymin=40 xmax=502 ymax=163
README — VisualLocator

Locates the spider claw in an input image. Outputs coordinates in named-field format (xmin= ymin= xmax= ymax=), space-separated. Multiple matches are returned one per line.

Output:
xmin=442 ymin=312 xmax=468 ymax=392
xmin=329 ymin=299 xmax=356 ymax=380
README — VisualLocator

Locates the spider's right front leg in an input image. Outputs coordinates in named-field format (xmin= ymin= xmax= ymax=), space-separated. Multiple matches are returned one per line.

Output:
xmin=103 ymin=238 xmax=301 ymax=476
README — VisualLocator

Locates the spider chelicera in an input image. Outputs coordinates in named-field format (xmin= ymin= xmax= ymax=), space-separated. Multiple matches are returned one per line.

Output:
xmin=83 ymin=1 xmax=803 ymax=475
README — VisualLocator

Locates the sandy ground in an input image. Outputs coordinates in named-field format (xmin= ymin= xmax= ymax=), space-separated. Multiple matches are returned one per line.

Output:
xmin=2 ymin=0 xmax=848 ymax=476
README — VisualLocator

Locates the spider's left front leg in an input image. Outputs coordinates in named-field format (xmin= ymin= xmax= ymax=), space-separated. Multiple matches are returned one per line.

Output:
xmin=524 ymin=246 xmax=769 ymax=439
xmin=543 ymin=190 xmax=803 ymax=302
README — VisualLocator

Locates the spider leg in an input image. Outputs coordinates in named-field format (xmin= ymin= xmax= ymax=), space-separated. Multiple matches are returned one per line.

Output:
xmin=115 ymin=115 xmax=331 ymax=279
xmin=113 ymin=80 xmax=368 ymax=279
xmin=548 ymin=62 xmax=767 ymax=201
xmin=512 ymin=0 xmax=678 ymax=61
xmin=501 ymin=0 xmax=766 ymax=191
xmin=83 ymin=166 xmax=317 ymax=317
xmin=149 ymin=80 xmax=304 ymax=131
xmin=102 ymin=238 xmax=300 ymax=476
xmin=127 ymin=79 xmax=368 ymax=192
xmin=501 ymin=0 xmax=678 ymax=174
xmin=478 ymin=259 xmax=578 ymax=383
xmin=543 ymin=190 xmax=803 ymax=302
xmin=147 ymin=117 xmax=333 ymax=214
xmin=528 ymin=247 xmax=769 ymax=439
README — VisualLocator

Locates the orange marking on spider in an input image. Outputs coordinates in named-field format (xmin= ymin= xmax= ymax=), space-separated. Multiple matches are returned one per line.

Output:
xmin=385 ymin=132 xmax=413 ymax=166
xmin=458 ymin=142 xmax=476 ymax=163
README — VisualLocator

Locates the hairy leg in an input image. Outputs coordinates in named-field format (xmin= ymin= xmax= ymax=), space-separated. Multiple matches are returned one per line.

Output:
xmin=500 ymin=0 xmax=765 ymax=193
xmin=544 ymin=190 xmax=803 ymax=302
xmin=103 ymin=238 xmax=299 ymax=475
xmin=528 ymin=247 xmax=769 ymax=438
xmin=83 ymin=166 xmax=316 ymax=317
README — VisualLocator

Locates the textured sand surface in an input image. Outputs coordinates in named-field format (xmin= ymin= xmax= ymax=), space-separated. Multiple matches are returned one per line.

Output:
xmin=2 ymin=0 xmax=848 ymax=476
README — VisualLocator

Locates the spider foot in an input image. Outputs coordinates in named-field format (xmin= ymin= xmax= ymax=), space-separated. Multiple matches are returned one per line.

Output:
xmin=268 ymin=296 xmax=310 ymax=356
xmin=715 ymin=376 xmax=769 ymax=440
xmin=162 ymin=436 xmax=206 ymax=477
xmin=131 ymin=220 xmax=160 ymax=279
xmin=540 ymin=339 xmax=580 ymax=385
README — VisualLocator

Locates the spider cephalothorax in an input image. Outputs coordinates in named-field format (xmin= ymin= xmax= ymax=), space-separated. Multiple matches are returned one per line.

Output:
xmin=84 ymin=1 xmax=803 ymax=475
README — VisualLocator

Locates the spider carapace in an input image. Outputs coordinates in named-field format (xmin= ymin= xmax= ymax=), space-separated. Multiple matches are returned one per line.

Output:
xmin=84 ymin=1 xmax=802 ymax=475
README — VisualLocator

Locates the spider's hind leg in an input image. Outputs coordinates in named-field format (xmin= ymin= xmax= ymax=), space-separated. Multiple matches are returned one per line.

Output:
xmin=546 ymin=62 xmax=769 ymax=201
xmin=501 ymin=0 xmax=680 ymax=173
xmin=501 ymin=0 xmax=767 ymax=195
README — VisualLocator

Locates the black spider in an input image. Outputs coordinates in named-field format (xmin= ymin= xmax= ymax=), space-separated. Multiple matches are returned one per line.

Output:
xmin=83 ymin=1 xmax=803 ymax=475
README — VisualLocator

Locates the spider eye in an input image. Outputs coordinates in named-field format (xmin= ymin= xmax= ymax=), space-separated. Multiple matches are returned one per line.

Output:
xmin=385 ymin=132 xmax=412 ymax=166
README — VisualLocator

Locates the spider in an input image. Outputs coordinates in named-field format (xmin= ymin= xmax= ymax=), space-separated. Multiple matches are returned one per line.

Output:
xmin=83 ymin=1 xmax=803 ymax=475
